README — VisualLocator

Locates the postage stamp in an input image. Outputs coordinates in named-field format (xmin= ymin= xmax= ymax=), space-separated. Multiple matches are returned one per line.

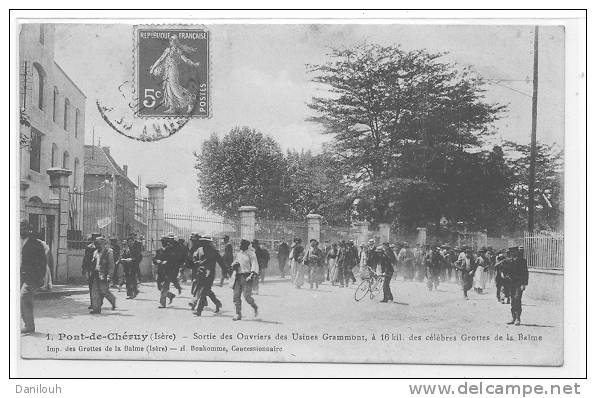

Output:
xmin=134 ymin=26 xmax=210 ymax=118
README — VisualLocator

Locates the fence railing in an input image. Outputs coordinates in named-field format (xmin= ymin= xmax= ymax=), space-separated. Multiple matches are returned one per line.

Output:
xmin=255 ymin=218 xmax=308 ymax=251
xmin=163 ymin=213 xmax=239 ymax=250
xmin=524 ymin=232 xmax=564 ymax=270
xmin=68 ymin=189 xmax=153 ymax=249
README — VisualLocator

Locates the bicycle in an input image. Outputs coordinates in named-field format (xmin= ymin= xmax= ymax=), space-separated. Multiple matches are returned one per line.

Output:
xmin=354 ymin=266 xmax=385 ymax=301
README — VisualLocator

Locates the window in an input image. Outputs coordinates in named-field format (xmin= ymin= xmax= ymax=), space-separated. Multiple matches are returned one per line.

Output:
xmin=53 ymin=87 xmax=59 ymax=123
xmin=29 ymin=129 xmax=42 ymax=172
xmin=63 ymin=98 xmax=70 ymax=131
xmin=51 ymin=143 xmax=57 ymax=167
xmin=73 ymin=158 xmax=79 ymax=187
xmin=75 ymin=109 xmax=80 ymax=138
xmin=32 ymin=63 xmax=45 ymax=110
xmin=62 ymin=151 xmax=70 ymax=170
xmin=39 ymin=25 xmax=45 ymax=44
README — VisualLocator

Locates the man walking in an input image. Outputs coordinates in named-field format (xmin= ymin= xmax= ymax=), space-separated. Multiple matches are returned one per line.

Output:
xmin=220 ymin=235 xmax=234 ymax=286
xmin=252 ymin=239 xmax=270 ymax=294
xmin=231 ymin=239 xmax=259 ymax=321
xmin=304 ymin=239 xmax=324 ymax=289
xmin=192 ymin=237 xmax=224 ymax=317
xmin=377 ymin=246 xmax=394 ymax=303
xmin=501 ymin=247 xmax=529 ymax=326
xmin=89 ymin=236 xmax=117 ymax=314
xmin=277 ymin=239 xmax=289 ymax=279
xmin=454 ymin=247 xmax=474 ymax=299
xmin=425 ymin=246 xmax=442 ymax=291
xmin=20 ymin=222 xmax=47 ymax=334
xmin=154 ymin=235 xmax=177 ymax=308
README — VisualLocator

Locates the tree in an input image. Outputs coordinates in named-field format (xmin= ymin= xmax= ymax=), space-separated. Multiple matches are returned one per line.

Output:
xmin=504 ymin=141 xmax=564 ymax=233
xmin=194 ymin=127 xmax=289 ymax=219
xmin=284 ymin=149 xmax=353 ymax=224
xmin=308 ymin=43 xmax=505 ymax=230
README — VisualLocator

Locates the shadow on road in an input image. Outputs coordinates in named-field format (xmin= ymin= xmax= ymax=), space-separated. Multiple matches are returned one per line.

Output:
xmin=520 ymin=323 xmax=553 ymax=328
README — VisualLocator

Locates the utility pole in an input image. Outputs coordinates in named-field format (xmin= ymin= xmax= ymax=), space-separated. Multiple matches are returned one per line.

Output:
xmin=528 ymin=26 xmax=539 ymax=233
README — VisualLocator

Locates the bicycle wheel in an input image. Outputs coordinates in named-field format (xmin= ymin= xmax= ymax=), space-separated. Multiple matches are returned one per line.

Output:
xmin=370 ymin=276 xmax=383 ymax=298
xmin=354 ymin=280 xmax=370 ymax=301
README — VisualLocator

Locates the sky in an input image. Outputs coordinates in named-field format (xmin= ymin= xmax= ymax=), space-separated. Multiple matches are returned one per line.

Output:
xmin=52 ymin=23 xmax=565 ymax=215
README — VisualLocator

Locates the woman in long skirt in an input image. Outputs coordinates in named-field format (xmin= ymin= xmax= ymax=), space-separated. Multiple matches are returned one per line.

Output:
xmin=327 ymin=243 xmax=339 ymax=285
xmin=473 ymin=250 xmax=487 ymax=293
xmin=292 ymin=239 xmax=306 ymax=288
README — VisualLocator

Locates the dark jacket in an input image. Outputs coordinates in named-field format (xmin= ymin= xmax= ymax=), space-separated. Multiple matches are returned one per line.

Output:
xmin=21 ymin=237 xmax=47 ymax=286
xmin=223 ymin=242 xmax=234 ymax=266
xmin=82 ymin=243 xmax=96 ymax=274
xmin=292 ymin=244 xmax=304 ymax=262
xmin=254 ymin=247 xmax=270 ymax=269
xmin=377 ymin=252 xmax=394 ymax=275
xmin=154 ymin=246 xmax=177 ymax=283
xmin=278 ymin=242 xmax=289 ymax=261
xmin=501 ymin=256 xmax=529 ymax=286
xmin=194 ymin=245 xmax=226 ymax=287
xmin=93 ymin=247 xmax=115 ymax=279
xmin=128 ymin=240 xmax=143 ymax=265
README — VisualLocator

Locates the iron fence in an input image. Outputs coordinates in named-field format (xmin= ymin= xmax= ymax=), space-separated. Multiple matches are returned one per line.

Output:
xmin=68 ymin=188 xmax=153 ymax=249
xmin=163 ymin=213 xmax=239 ymax=251
xmin=255 ymin=218 xmax=308 ymax=252
xmin=524 ymin=232 xmax=564 ymax=270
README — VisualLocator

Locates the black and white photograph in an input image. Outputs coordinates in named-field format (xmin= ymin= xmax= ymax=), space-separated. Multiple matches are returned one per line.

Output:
xmin=11 ymin=10 xmax=586 ymax=379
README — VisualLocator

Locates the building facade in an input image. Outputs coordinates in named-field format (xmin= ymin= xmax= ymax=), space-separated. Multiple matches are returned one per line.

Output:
xmin=19 ymin=23 xmax=86 ymax=269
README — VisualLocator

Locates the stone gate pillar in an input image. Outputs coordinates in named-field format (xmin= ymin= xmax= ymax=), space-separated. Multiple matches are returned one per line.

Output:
xmin=146 ymin=183 xmax=167 ymax=251
xmin=47 ymin=167 xmax=71 ymax=282
xmin=239 ymin=206 xmax=257 ymax=241
xmin=378 ymin=223 xmax=391 ymax=243
xmin=354 ymin=221 xmax=370 ymax=246
xmin=306 ymin=213 xmax=322 ymax=243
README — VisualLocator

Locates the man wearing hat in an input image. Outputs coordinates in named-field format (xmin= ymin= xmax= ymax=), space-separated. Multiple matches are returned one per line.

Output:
xmin=20 ymin=221 xmax=47 ymax=333
xmin=190 ymin=236 xmax=224 ymax=316
xmin=231 ymin=239 xmax=259 ymax=320
xmin=89 ymin=235 xmax=117 ymax=314
xmin=500 ymin=247 xmax=529 ymax=325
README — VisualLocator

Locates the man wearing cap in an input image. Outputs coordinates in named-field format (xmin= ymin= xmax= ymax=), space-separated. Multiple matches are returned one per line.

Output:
xmin=220 ymin=235 xmax=234 ymax=286
xmin=82 ymin=233 xmax=102 ymax=309
xmin=425 ymin=246 xmax=442 ymax=291
xmin=231 ymin=239 xmax=259 ymax=320
xmin=304 ymin=239 xmax=324 ymax=289
xmin=454 ymin=247 xmax=474 ymax=299
xmin=377 ymin=246 xmax=394 ymax=302
xmin=89 ymin=236 xmax=117 ymax=314
xmin=494 ymin=250 xmax=510 ymax=304
xmin=343 ymin=240 xmax=358 ymax=286
xmin=397 ymin=243 xmax=415 ymax=281
xmin=154 ymin=235 xmax=177 ymax=308
xmin=191 ymin=236 xmax=224 ymax=316
xmin=277 ymin=239 xmax=290 ymax=279
xmin=501 ymin=247 xmax=529 ymax=326
xmin=20 ymin=221 xmax=47 ymax=333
